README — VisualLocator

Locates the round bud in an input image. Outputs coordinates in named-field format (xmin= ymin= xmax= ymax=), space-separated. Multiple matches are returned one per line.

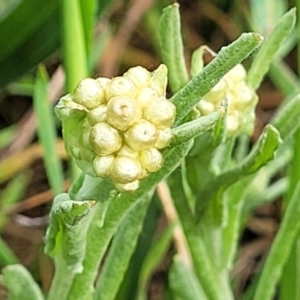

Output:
xmin=155 ymin=128 xmax=173 ymax=149
xmin=234 ymin=82 xmax=256 ymax=110
xmin=87 ymin=104 xmax=107 ymax=125
xmin=90 ymin=122 xmax=122 ymax=155
xmin=124 ymin=119 xmax=158 ymax=151
xmin=114 ymin=180 xmax=140 ymax=192
xmin=73 ymin=78 xmax=106 ymax=109
xmin=139 ymin=147 xmax=163 ymax=172
xmin=196 ymin=100 xmax=216 ymax=116
xmin=106 ymin=77 xmax=136 ymax=100
xmin=110 ymin=156 xmax=142 ymax=184
xmin=106 ymin=96 xmax=142 ymax=131
xmin=93 ymin=155 xmax=115 ymax=177
xmin=123 ymin=66 xmax=151 ymax=87
xmin=136 ymin=86 xmax=159 ymax=107
xmin=143 ymin=97 xmax=176 ymax=129
xmin=226 ymin=114 xmax=239 ymax=134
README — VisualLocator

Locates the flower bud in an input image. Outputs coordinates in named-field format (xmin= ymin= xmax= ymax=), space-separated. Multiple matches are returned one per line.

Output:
xmin=87 ymin=104 xmax=107 ymax=125
xmin=96 ymin=77 xmax=110 ymax=89
xmin=124 ymin=119 xmax=158 ymax=151
xmin=89 ymin=122 xmax=122 ymax=155
xmin=196 ymin=100 xmax=216 ymax=116
xmin=139 ymin=147 xmax=163 ymax=172
xmin=110 ymin=156 xmax=142 ymax=184
xmin=106 ymin=77 xmax=136 ymax=100
xmin=73 ymin=78 xmax=106 ymax=109
xmin=155 ymin=128 xmax=173 ymax=149
xmin=227 ymin=64 xmax=246 ymax=83
xmin=106 ymin=96 xmax=142 ymax=131
xmin=123 ymin=66 xmax=151 ymax=87
xmin=93 ymin=155 xmax=115 ymax=177
xmin=143 ymin=97 xmax=176 ymax=129
xmin=136 ymin=87 xmax=159 ymax=107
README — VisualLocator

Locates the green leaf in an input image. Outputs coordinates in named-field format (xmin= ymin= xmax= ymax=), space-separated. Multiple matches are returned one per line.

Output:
xmin=1 ymin=264 xmax=44 ymax=300
xmin=172 ymin=32 xmax=263 ymax=126
xmin=196 ymin=124 xmax=282 ymax=216
xmin=60 ymin=0 xmax=88 ymax=92
xmin=247 ymin=8 xmax=296 ymax=90
xmin=159 ymin=3 xmax=189 ymax=93
xmin=0 ymin=236 xmax=18 ymax=265
xmin=33 ymin=65 xmax=64 ymax=194
xmin=44 ymin=193 xmax=96 ymax=273
xmin=66 ymin=141 xmax=193 ymax=300
xmin=171 ymin=109 xmax=224 ymax=147
xmin=95 ymin=192 xmax=153 ymax=300
xmin=270 ymin=93 xmax=300 ymax=140
xmin=169 ymin=256 xmax=208 ymax=300
xmin=137 ymin=222 xmax=175 ymax=300
xmin=253 ymin=182 xmax=300 ymax=300
xmin=0 ymin=0 xmax=60 ymax=88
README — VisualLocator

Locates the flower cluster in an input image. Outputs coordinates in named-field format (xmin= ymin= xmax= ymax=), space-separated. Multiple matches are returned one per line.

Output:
xmin=195 ymin=64 xmax=258 ymax=135
xmin=56 ymin=65 xmax=175 ymax=192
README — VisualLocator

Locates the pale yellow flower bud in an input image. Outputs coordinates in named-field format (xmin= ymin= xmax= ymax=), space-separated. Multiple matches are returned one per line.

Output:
xmin=143 ymin=97 xmax=176 ymax=129
xmin=136 ymin=86 xmax=159 ymax=107
xmin=73 ymin=78 xmax=106 ymax=109
xmin=93 ymin=155 xmax=115 ymax=177
xmin=123 ymin=66 xmax=151 ymax=87
xmin=139 ymin=147 xmax=163 ymax=172
xmin=106 ymin=96 xmax=142 ymax=131
xmin=196 ymin=100 xmax=216 ymax=116
xmin=96 ymin=77 xmax=111 ymax=89
xmin=89 ymin=122 xmax=122 ymax=155
xmin=124 ymin=119 xmax=158 ymax=151
xmin=155 ymin=128 xmax=173 ymax=149
xmin=110 ymin=156 xmax=142 ymax=184
xmin=226 ymin=64 xmax=246 ymax=83
xmin=117 ymin=144 xmax=139 ymax=158
xmin=106 ymin=77 xmax=136 ymax=100
xmin=87 ymin=104 xmax=107 ymax=125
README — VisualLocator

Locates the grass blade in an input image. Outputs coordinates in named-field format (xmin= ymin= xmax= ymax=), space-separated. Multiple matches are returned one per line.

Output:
xmin=33 ymin=65 xmax=64 ymax=194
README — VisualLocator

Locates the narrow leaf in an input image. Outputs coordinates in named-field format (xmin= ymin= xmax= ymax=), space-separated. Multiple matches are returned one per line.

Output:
xmin=33 ymin=65 xmax=64 ymax=194
xmin=1 ymin=264 xmax=44 ymax=300
xmin=247 ymin=8 xmax=296 ymax=90
xmin=169 ymin=256 xmax=208 ymax=300
xmin=270 ymin=93 xmax=300 ymax=140
xmin=159 ymin=3 xmax=189 ymax=93
xmin=254 ymin=182 xmax=300 ymax=300
xmin=95 ymin=193 xmax=152 ymax=300
xmin=171 ymin=108 xmax=224 ymax=147
xmin=172 ymin=32 xmax=263 ymax=126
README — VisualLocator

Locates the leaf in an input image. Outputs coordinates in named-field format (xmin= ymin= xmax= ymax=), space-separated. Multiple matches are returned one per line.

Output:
xmin=1 ymin=264 xmax=44 ymax=300
xmin=137 ymin=222 xmax=175 ymax=300
xmin=94 ymin=192 xmax=153 ymax=300
xmin=270 ymin=93 xmax=300 ymax=140
xmin=169 ymin=256 xmax=208 ymax=300
xmin=171 ymin=108 xmax=224 ymax=147
xmin=247 ymin=8 xmax=296 ymax=90
xmin=44 ymin=193 xmax=96 ymax=273
xmin=33 ymin=65 xmax=64 ymax=194
xmin=172 ymin=32 xmax=263 ymax=126
xmin=159 ymin=3 xmax=189 ymax=93
xmin=253 ymin=182 xmax=300 ymax=300
xmin=195 ymin=124 xmax=282 ymax=216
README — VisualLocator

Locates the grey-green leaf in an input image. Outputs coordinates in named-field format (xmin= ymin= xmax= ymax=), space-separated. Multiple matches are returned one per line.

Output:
xmin=247 ymin=8 xmax=296 ymax=90
xmin=169 ymin=256 xmax=208 ymax=300
xmin=44 ymin=193 xmax=96 ymax=273
xmin=159 ymin=3 xmax=189 ymax=93
xmin=1 ymin=264 xmax=44 ymax=300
